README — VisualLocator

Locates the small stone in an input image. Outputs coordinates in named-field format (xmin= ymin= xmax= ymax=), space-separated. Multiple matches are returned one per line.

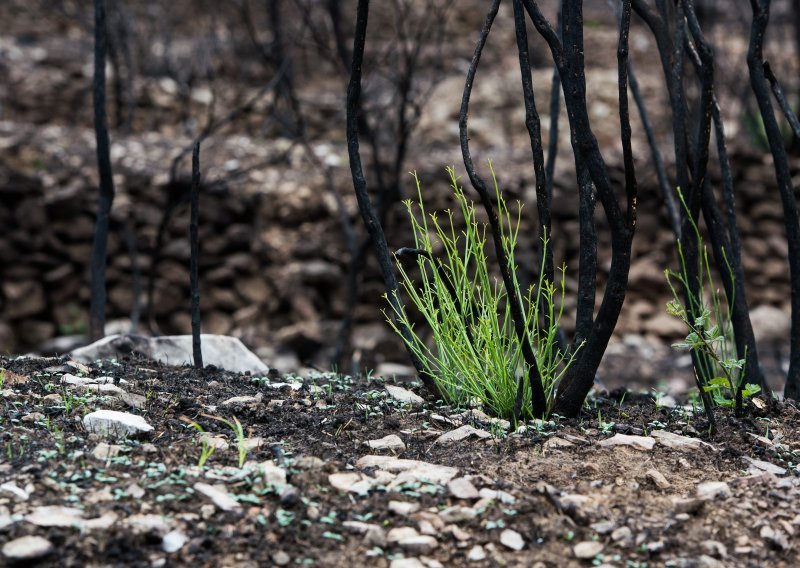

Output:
xmin=743 ymin=456 xmax=787 ymax=476
xmin=398 ymin=535 xmax=438 ymax=554
xmin=328 ymin=472 xmax=374 ymax=494
xmin=696 ymin=481 xmax=732 ymax=500
xmin=500 ymin=529 xmax=525 ymax=551
xmin=478 ymin=488 xmax=516 ymax=504
xmin=162 ymin=530 xmax=188 ymax=553
xmin=436 ymin=425 xmax=492 ymax=444
xmin=22 ymin=412 xmax=45 ymax=422
xmin=438 ymin=506 xmax=477 ymax=523
xmin=611 ymin=526 xmax=633 ymax=545
xmin=645 ymin=468 xmax=671 ymax=489
xmin=573 ymin=541 xmax=604 ymax=559
xmin=597 ymin=434 xmax=655 ymax=450
xmin=26 ymin=506 xmax=84 ymax=527
xmin=388 ymin=500 xmax=419 ymax=516
xmin=385 ymin=385 xmax=425 ymax=406
xmin=280 ymin=485 xmax=299 ymax=507
xmin=0 ymin=482 xmax=29 ymax=501
xmin=295 ymin=456 xmax=325 ymax=470
xmin=650 ymin=429 xmax=715 ymax=451
xmin=387 ymin=526 xmax=420 ymax=543
xmin=272 ymin=551 xmax=291 ymax=566
xmin=448 ymin=477 xmax=480 ymax=500
xmin=221 ymin=393 xmax=263 ymax=406
xmin=2 ymin=535 xmax=53 ymax=560
xmin=355 ymin=455 xmax=459 ymax=484
xmin=193 ymin=482 xmax=242 ymax=512
xmin=467 ymin=545 xmax=487 ymax=561
xmin=366 ymin=434 xmax=406 ymax=451
xmin=647 ymin=541 xmax=665 ymax=553
xmin=83 ymin=410 xmax=153 ymax=438
xmin=590 ymin=520 xmax=617 ymax=534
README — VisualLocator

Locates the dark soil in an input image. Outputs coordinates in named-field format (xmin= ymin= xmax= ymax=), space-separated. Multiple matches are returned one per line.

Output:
xmin=2 ymin=354 xmax=799 ymax=567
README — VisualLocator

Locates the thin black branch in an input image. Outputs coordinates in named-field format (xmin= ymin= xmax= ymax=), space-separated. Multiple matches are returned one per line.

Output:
xmin=89 ymin=0 xmax=116 ymax=342
xmin=190 ymin=142 xmax=203 ymax=369
xmin=347 ymin=0 xmax=441 ymax=398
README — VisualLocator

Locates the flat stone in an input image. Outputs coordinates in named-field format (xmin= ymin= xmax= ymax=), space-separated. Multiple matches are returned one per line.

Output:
xmin=221 ymin=393 xmax=263 ymax=406
xmin=2 ymin=535 xmax=53 ymax=560
xmin=126 ymin=514 xmax=172 ymax=535
xmin=500 ymin=529 xmax=525 ymax=551
xmin=398 ymin=535 xmax=438 ymax=554
xmin=651 ymin=430 xmax=716 ymax=451
xmin=82 ymin=383 xmax=126 ymax=395
xmin=0 ymin=482 xmax=29 ymax=501
xmin=743 ymin=456 xmax=787 ymax=476
xmin=439 ymin=506 xmax=477 ymax=523
xmin=60 ymin=373 xmax=94 ymax=387
xmin=193 ymin=482 xmax=242 ymax=512
xmin=389 ymin=559 xmax=426 ymax=568
xmin=387 ymin=526 xmax=420 ymax=543
xmin=385 ymin=385 xmax=425 ymax=406
xmin=366 ymin=434 xmax=406 ymax=451
xmin=478 ymin=488 xmax=516 ymax=504
xmin=448 ymin=477 xmax=480 ymax=499
xmin=696 ymin=481 xmax=732 ymax=500
xmin=597 ymin=434 xmax=655 ymax=451
xmin=574 ymin=541 xmax=604 ymax=559
xmin=388 ymin=500 xmax=420 ymax=516
xmin=26 ymin=505 xmax=84 ymax=528
xmin=272 ymin=551 xmax=291 ymax=566
xmin=436 ymin=425 xmax=492 ymax=444
xmin=328 ymin=472 xmax=376 ymax=494
xmin=356 ymin=455 xmax=458 ymax=484
xmin=83 ymin=410 xmax=153 ymax=438
xmin=162 ymin=530 xmax=189 ymax=553
xmin=71 ymin=334 xmax=269 ymax=374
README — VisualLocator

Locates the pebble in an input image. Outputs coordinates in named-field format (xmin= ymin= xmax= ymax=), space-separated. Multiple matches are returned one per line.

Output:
xmin=448 ymin=477 xmax=479 ymax=500
xmin=366 ymin=434 xmax=406 ymax=451
xmin=2 ymin=535 xmax=53 ymax=560
xmin=161 ymin=530 xmax=188 ymax=553
xmin=272 ymin=551 xmax=291 ymax=566
xmin=388 ymin=500 xmax=419 ymax=516
xmin=467 ymin=545 xmax=487 ymax=561
xmin=397 ymin=535 xmax=438 ymax=554
xmin=573 ymin=541 xmax=604 ymax=559
xmin=500 ymin=529 xmax=525 ymax=551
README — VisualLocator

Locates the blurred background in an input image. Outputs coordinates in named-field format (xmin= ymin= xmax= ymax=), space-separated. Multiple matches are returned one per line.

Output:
xmin=0 ymin=0 xmax=798 ymax=394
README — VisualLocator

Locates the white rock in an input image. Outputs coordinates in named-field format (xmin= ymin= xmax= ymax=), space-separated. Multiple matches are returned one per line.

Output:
xmin=651 ymin=430 xmax=716 ymax=451
xmin=83 ymin=410 xmax=153 ymax=438
xmin=71 ymin=334 xmax=269 ymax=374
xmin=573 ymin=541 xmax=604 ymax=559
xmin=467 ymin=545 xmax=487 ymax=561
xmin=25 ymin=506 xmax=83 ymax=527
xmin=193 ymin=482 xmax=242 ymax=512
xmin=221 ymin=393 xmax=263 ymax=406
xmin=256 ymin=462 xmax=288 ymax=487
xmin=448 ymin=477 xmax=480 ymax=499
xmin=2 ymin=535 xmax=53 ymax=560
xmin=356 ymin=455 xmax=459 ymax=484
xmin=438 ymin=506 xmax=477 ymax=523
xmin=696 ymin=481 xmax=732 ymax=500
xmin=366 ymin=434 xmax=406 ymax=451
xmin=387 ymin=526 xmax=420 ymax=543
xmin=162 ymin=530 xmax=189 ymax=553
xmin=0 ymin=482 xmax=29 ymax=501
xmin=478 ymin=488 xmax=516 ymax=504
xmin=597 ymin=433 xmax=655 ymax=451
xmin=743 ymin=456 xmax=787 ymax=476
xmin=82 ymin=383 xmax=126 ymax=395
xmin=60 ymin=373 xmax=94 ymax=387
xmin=500 ymin=529 xmax=525 ymax=551
xmin=388 ymin=500 xmax=420 ymax=516
xmin=385 ymin=385 xmax=425 ymax=406
xmin=436 ymin=425 xmax=492 ymax=444
xmin=328 ymin=472 xmax=375 ymax=494
xmin=398 ymin=535 xmax=438 ymax=554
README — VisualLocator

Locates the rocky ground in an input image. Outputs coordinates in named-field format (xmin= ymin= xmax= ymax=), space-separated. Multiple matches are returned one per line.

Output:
xmin=2 ymin=353 xmax=800 ymax=567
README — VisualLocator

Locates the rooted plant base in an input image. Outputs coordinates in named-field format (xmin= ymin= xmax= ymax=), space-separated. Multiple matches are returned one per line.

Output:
xmin=1 ymin=355 xmax=799 ymax=567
